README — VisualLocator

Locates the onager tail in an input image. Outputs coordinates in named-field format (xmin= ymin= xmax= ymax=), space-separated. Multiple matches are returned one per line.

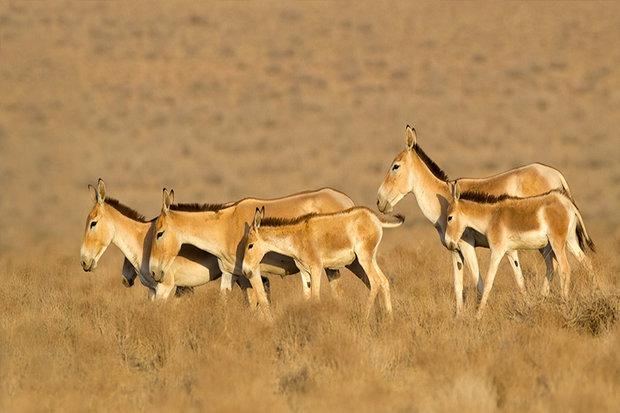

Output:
xmin=377 ymin=214 xmax=405 ymax=228
xmin=574 ymin=206 xmax=596 ymax=253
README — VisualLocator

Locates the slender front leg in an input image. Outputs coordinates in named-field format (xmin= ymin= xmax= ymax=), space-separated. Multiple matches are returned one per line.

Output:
xmin=506 ymin=250 xmax=526 ymax=296
xmin=476 ymin=249 xmax=505 ymax=319
xmin=300 ymin=270 xmax=312 ymax=300
xmin=326 ymin=269 xmax=343 ymax=299
xmin=310 ymin=267 xmax=324 ymax=301
xmin=247 ymin=271 xmax=271 ymax=319
xmin=155 ymin=282 xmax=176 ymax=300
xmin=452 ymin=250 xmax=465 ymax=316
xmin=459 ymin=240 xmax=484 ymax=298
xmin=220 ymin=272 xmax=235 ymax=295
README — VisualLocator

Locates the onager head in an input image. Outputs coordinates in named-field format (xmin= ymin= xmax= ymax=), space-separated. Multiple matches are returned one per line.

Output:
xmin=444 ymin=181 xmax=465 ymax=252
xmin=376 ymin=125 xmax=417 ymax=213
xmin=242 ymin=206 xmax=268 ymax=279
xmin=149 ymin=189 xmax=180 ymax=282
xmin=80 ymin=179 xmax=114 ymax=272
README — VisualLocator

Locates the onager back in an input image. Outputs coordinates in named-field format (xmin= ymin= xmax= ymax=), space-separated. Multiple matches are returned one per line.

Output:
xmin=444 ymin=182 xmax=595 ymax=319
xmin=242 ymin=207 xmax=404 ymax=318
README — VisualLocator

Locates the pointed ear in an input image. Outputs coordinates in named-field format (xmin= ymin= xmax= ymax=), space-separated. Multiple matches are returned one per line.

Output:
xmin=451 ymin=181 xmax=461 ymax=200
xmin=162 ymin=188 xmax=172 ymax=213
xmin=405 ymin=125 xmax=417 ymax=149
xmin=253 ymin=207 xmax=263 ymax=229
xmin=96 ymin=178 xmax=106 ymax=204
xmin=88 ymin=184 xmax=98 ymax=203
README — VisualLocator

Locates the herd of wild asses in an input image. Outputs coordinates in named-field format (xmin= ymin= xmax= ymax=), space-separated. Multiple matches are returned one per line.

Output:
xmin=80 ymin=125 xmax=595 ymax=319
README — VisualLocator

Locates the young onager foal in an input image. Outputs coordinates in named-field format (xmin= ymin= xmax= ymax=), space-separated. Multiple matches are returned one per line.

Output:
xmin=444 ymin=181 xmax=595 ymax=319
xmin=242 ymin=206 xmax=404 ymax=318
xmin=377 ymin=125 xmax=577 ymax=315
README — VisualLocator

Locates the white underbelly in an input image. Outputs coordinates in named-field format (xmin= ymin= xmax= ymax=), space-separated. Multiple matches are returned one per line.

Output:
xmin=322 ymin=248 xmax=356 ymax=269
xmin=506 ymin=231 xmax=548 ymax=250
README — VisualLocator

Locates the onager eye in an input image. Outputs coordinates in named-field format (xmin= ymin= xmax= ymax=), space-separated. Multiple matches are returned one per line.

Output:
xmin=392 ymin=164 xmax=400 ymax=171
xmin=90 ymin=221 xmax=98 ymax=229
xmin=247 ymin=243 xmax=254 ymax=250
xmin=156 ymin=231 xmax=165 ymax=239
xmin=447 ymin=216 xmax=453 ymax=222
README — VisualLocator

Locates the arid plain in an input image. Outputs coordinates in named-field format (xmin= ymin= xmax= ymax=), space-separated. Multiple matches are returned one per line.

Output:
xmin=1 ymin=1 xmax=619 ymax=411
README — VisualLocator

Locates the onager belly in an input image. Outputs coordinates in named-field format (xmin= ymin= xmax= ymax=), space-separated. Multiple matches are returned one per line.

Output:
xmin=506 ymin=230 xmax=548 ymax=250
xmin=322 ymin=248 xmax=356 ymax=269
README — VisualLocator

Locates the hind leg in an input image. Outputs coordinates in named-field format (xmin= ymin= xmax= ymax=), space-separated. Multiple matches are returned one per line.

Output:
xmin=371 ymin=257 xmax=393 ymax=319
xmin=346 ymin=256 xmax=378 ymax=318
xmin=539 ymin=245 xmax=556 ymax=297
xmin=506 ymin=250 xmax=527 ymax=296
xmin=551 ymin=241 xmax=571 ymax=299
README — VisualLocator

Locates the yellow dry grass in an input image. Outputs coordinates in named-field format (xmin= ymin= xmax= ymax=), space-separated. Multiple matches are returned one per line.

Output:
xmin=1 ymin=1 xmax=619 ymax=411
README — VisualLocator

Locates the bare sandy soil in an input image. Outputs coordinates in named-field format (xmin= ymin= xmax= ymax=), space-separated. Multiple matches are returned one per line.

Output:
xmin=0 ymin=1 xmax=619 ymax=411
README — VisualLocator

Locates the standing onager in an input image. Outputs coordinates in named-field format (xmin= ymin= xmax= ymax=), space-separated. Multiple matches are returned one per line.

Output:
xmin=149 ymin=188 xmax=356 ymax=302
xmin=376 ymin=125 xmax=576 ymax=315
xmin=242 ymin=207 xmax=404 ymax=317
xmin=79 ymin=179 xmax=267 ymax=300
xmin=444 ymin=181 xmax=595 ymax=319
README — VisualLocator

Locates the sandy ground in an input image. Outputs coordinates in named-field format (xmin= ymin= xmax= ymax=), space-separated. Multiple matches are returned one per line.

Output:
xmin=0 ymin=1 xmax=619 ymax=411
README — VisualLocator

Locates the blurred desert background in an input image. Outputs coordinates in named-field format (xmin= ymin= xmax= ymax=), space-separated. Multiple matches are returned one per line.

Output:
xmin=1 ymin=1 xmax=619 ymax=411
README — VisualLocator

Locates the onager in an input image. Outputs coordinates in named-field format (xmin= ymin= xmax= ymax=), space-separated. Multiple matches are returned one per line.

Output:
xmin=242 ymin=207 xmax=404 ymax=318
xmin=444 ymin=181 xmax=595 ymax=319
xmin=377 ymin=125 xmax=576 ymax=315
xmin=149 ymin=188 xmax=356 ymax=302
xmin=79 ymin=179 xmax=265 ymax=300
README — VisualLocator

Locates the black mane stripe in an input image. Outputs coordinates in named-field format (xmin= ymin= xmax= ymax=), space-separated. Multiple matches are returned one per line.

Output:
xmin=260 ymin=213 xmax=318 ymax=227
xmin=104 ymin=198 xmax=150 ymax=222
xmin=170 ymin=202 xmax=236 ymax=212
xmin=459 ymin=188 xmax=569 ymax=204
xmin=413 ymin=144 xmax=449 ymax=182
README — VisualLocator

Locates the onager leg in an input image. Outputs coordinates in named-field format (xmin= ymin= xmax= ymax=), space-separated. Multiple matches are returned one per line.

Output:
xmin=358 ymin=255 xmax=382 ymax=319
xmin=247 ymin=272 xmax=271 ymax=317
xmin=506 ymin=250 xmax=526 ymax=296
xmin=551 ymin=240 xmax=571 ymax=299
xmin=310 ymin=266 xmax=324 ymax=301
xmin=300 ymin=270 xmax=312 ymax=300
xmin=326 ymin=269 xmax=343 ymax=299
xmin=371 ymin=257 xmax=393 ymax=319
xmin=155 ymin=282 xmax=176 ymax=300
xmin=220 ymin=272 xmax=234 ymax=295
xmin=539 ymin=245 xmax=556 ymax=297
xmin=459 ymin=240 xmax=484 ymax=298
xmin=452 ymin=250 xmax=465 ymax=316
xmin=567 ymin=238 xmax=593 ymax=273
xmin=476 ymin=249 xmax=505 ymax=319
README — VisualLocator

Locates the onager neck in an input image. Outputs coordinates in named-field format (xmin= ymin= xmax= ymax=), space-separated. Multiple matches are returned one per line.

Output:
xmin=409 ymin=151 xmax=450 ymax=224
xmin=171 ymin=210 xmax=229 ymax=257
xmin=108 ymin=208 xmax=150 ymax=270
xmin=459 ymin=201 xmax=492 ymax=235
xmin=259 ymin=226 xmax=300 ymax=259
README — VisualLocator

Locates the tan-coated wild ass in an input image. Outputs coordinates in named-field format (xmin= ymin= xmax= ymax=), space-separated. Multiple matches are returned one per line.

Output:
xmin=80 ymin=179 xmax=267 ymax=300
xmin=444 ymin=181 xmax=595 ymax=318
xmin=149 ymin=187 xmax=356 ymax=304
xmin=377 ymin=125 xmax=576 ymax=315
xmin=242 ymin=206 xmax=404 ymax=318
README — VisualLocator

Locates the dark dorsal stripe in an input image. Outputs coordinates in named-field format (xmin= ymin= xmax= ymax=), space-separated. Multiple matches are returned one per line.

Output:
xmin=261 ymin=213 xmax=319 ymax=227
xmin=170 ymin=202 xmax=235 ymax=212
xmin=105 ymin=198 xmax=150 ymax=222
xmin=459 ymin=188 xmax=569 ymax=204
xmin=413 ymin=144 xmax=449 ymax=182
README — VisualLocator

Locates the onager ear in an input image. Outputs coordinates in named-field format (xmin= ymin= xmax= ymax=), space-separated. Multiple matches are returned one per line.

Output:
xmin=451 ymin=181 xmax=461 ymax=200
xmin=162 ymin=188 xmax=174 ymax=213
xmin=405 ymin=125 xmax=417 ymax=149
xmin=96 ymin=178 xmax=106 ymax=204
xmin=253 ymin=207 xmax=264 ymax=229
xmin=88 ymin=184 xmax=98 ymax=203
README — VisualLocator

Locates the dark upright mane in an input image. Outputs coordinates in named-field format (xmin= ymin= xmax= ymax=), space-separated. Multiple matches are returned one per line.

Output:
xmin=170 ymin=202 xmax=235 ymax=212
xmin=413 ymin=144 xmax=449 ymax=182
xmin=459 ymin=188 xmax=569 ymax=204
xmin=260 ymin=213 xmax=318 ymax=227
xmin=459 ymin=191 xmax=516 ymax=204
xmin=105 ymin=198 xmax=149 ymax=222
